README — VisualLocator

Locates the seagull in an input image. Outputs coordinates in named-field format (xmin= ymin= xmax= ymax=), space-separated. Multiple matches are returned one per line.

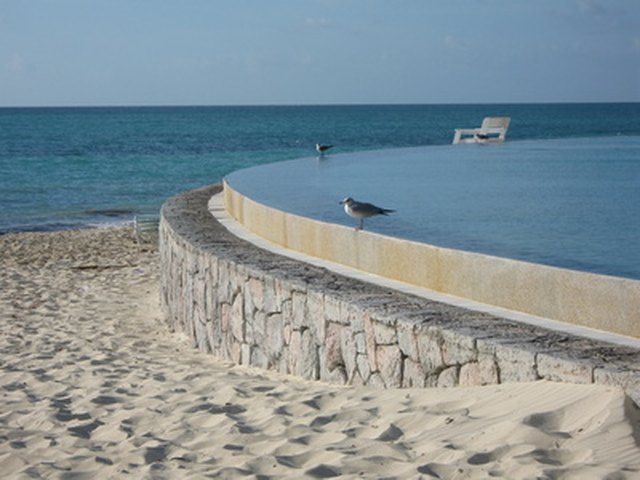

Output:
xmin=339 ymin=197 xmax=394 ymax=230
xmin=316 ymin=143 xmax=333 ymax=155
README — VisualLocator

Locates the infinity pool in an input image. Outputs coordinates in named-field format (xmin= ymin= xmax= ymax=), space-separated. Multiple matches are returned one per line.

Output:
xmin=225 ymin=136 xmax=640 ymax=280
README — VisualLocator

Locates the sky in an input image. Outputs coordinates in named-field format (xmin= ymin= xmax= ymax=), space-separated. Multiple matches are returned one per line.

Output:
xmin=0 ymin=0 xmax=639 ymax=107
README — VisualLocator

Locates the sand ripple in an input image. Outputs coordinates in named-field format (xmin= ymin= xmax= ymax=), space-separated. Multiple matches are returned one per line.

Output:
xmin=1 ymin=227 xmax=639 ymax=479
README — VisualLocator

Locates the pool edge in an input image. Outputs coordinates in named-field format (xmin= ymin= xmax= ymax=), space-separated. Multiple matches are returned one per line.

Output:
xmin=223 ymin=179 xmax=640 ymax=339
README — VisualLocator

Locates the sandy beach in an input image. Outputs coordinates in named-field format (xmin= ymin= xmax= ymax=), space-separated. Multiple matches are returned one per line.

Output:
xmin=1 ymin=226 xmax=639 ymax=479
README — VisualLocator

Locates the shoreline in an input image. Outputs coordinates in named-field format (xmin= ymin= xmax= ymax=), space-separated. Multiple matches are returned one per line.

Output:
xmin=1 ymin=226 xmax=639 ymax=478
xmin=0 ymin=217 xmax=141 ymax=237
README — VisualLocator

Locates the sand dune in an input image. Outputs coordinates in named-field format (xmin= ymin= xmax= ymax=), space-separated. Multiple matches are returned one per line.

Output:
xmin=1 ymin=227 xmax=638 ymax=479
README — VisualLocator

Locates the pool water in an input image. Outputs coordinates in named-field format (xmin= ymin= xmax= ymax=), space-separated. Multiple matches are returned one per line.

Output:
xmin=226 ymin=136 xmax=640 ymax=280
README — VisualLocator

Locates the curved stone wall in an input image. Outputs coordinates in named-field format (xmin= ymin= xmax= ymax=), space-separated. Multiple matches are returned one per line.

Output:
xmin=160 ymin=184 xmax=640 ymax=403
xmin=223 ymin=181 xmax=640 ymax=339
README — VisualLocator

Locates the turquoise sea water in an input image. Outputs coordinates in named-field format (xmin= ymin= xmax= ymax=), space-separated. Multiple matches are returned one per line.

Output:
xmin=1 ymin=103 xmax=639 ymax=278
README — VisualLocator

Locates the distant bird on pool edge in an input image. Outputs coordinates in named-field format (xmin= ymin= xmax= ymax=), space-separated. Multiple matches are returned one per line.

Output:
xmin=316 ymin=143 xmax=333 ymax=155
xmin=339 ymin=197 xmax=395 ymax=231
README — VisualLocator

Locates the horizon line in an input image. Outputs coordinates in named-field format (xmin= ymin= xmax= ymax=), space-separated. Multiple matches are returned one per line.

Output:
xmin=1 ymin=100 xmax=640 ymax=109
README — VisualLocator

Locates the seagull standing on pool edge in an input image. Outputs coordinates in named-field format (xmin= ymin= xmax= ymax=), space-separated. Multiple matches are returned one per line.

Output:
xmin=316 ymin=143 xmax=333 ymax=155
xmin=340 ymin=197 xmax=395 ymax=231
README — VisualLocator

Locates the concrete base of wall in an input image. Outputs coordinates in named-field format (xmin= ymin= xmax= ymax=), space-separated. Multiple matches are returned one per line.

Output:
xmin=160 ymin=184 xmax=640 ymax=404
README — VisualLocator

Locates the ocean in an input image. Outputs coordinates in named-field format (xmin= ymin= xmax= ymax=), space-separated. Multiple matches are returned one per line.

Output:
xmin=1 ymin=103 xmax=639 ymax=277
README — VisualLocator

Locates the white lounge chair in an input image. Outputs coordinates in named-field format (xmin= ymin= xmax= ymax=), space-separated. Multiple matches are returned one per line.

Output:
xmin=134 ymin=214 xmax=159 ymax=245
xmin=452 ymin=117 xmax=511 ymax=144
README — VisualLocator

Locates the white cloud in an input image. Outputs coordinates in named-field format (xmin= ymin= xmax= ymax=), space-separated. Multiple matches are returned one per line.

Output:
xmin=576 ymin=0 xmax=607 ymax=15
xmin=5 ymin=53 xmax=24 ymax=73
xmin=443 ymin=35 xmax=466 ymax=51
xmin=305 ymin=17 xmax=333 ymax=29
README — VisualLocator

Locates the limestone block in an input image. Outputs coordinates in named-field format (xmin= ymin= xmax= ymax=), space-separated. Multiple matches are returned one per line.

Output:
xmin=416 ymin=329 xmax=444 ymax=374
xmin=397 ymin=323 xmax=419 ymax=361
xmin=263 ymin=277 xmax=280 ymax=314
xmin=243 ymin=283 xmax=256 ymax=319
xmin=282 ymin=299 xmax=293 ymax=334
xmin=206 ymin=319 xmax=222 ymax=352
xmin=207 ymin=254 xmax=219 ymax=286
xmin=363 ymin=315 xmax=378 ymax=372
xmin=221 ymin=303 xmax=231 ymax=334
xmin=244 ymin=316 xmax=255 ymax=345
xmin=265 ymin=313 xmax=284 ymax=359
xmin=350 ymin=371 xmax=366 ymax=387
xmin=228 ymin=338 xmax=242 ymax=364
xmin=319 ymin=353 xmax=348 ymax=385
xmin=292 ymin=291 xmax=307 ymax=330
xmin=241 ymin=343 xmax=251 ymax=366
xmin=324 ymin=322 xmax=344 ymax=371
xmin=250 ymin=347 xmax=268 ymax=369
xmin=537 ymin=353 xmax=594 ymax=384
xmin=219 ymin=261 xmax=233 ymax=300
xmin=459 ymin=359 xmax=498 ymax=386
xmin=402 ymin=358 xmax=426 ymax=388
xmin=441 ymin=329 xmax=477 ymax=366
xmin=219 ymin=261 xmax=232 ymax=298
xmin=354 ymin=332 xmax=367 ymax=354
xmin=425 ymin=374 xmax=439 ymax=387
xmin=306 ymin=291 xmax=326 ymax=342
xmin=230 ymin=293 xmax=244 ymax=342
xmin=192 ymin=291 xmax=204 ymax=330
xmin=288 ymin=330 xmax=301 ymax=374
xmin=356 ymin=353 xmax=372 ymax=381
xmin=182 ymin=267 xmax=193 ymax=319
xmin=318 ymin=345 xmax=328 ymax=379
xmin=289 ymin=329 xmax=318 ymax=379
xmin=300 ymin=329 xmax=319 ymax=380
xmin=324 ymin=295 xmax=343 ymax=324
xmin=193 ymin=269 xmax=206 ymax=314
xmin=274 ymin=278 xmax=293 ymax=307
xmin=279 ymin=346 xmax=289 ymax=375
xmin=203 ymin=282 xmax=214 ymax=325
xmin=229 ymin=268 xmax=243 ymax=299
xmin=187 ymin=251 xmax=199 ymax=275
xmin=475 ymin=337 xmax=497 ymax=357
xmin=373 ymin=319 xmax=397 ymax=346
xmin=492 ymin=342 xmax=539 ymax=383
xmin=233 ymin=263 xmax=248 ymax=285
xmin=195 ymin=319 xmax=210 ymax=353
xmin=249 ymin=310 xmax=267 ymax=346
xmin=437 ymin=366 xmax=459 ymax=387
xmin=283 ymin=321 xmax=292 ymax=346
xmin=328 ymin=367 xmax=348 ymax=385
xmin=340 ymin=326 xmax=358 ymax=382
xmin=346 ymin=304 xmax=365 ymax=333
xmin=193 ymin=255 xmax=204 ymax=286
xmin=199 ymin=250 xmax=210 ymax=274
xmin=376 ymin=345 xmax=403 ymax=388
xmin=247 ymin=277 xmax=264 ymax=312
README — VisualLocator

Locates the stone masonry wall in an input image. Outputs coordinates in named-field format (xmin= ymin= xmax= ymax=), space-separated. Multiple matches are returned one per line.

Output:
xmin=160 ymin=185 xmax=640 ymax=403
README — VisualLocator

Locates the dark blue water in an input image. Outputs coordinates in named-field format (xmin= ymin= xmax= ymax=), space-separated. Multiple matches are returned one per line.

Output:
xmin=1 ymin=103 xmax=639 ymax=237
xmin=227 ymin=136 xmax=640 ymax=280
